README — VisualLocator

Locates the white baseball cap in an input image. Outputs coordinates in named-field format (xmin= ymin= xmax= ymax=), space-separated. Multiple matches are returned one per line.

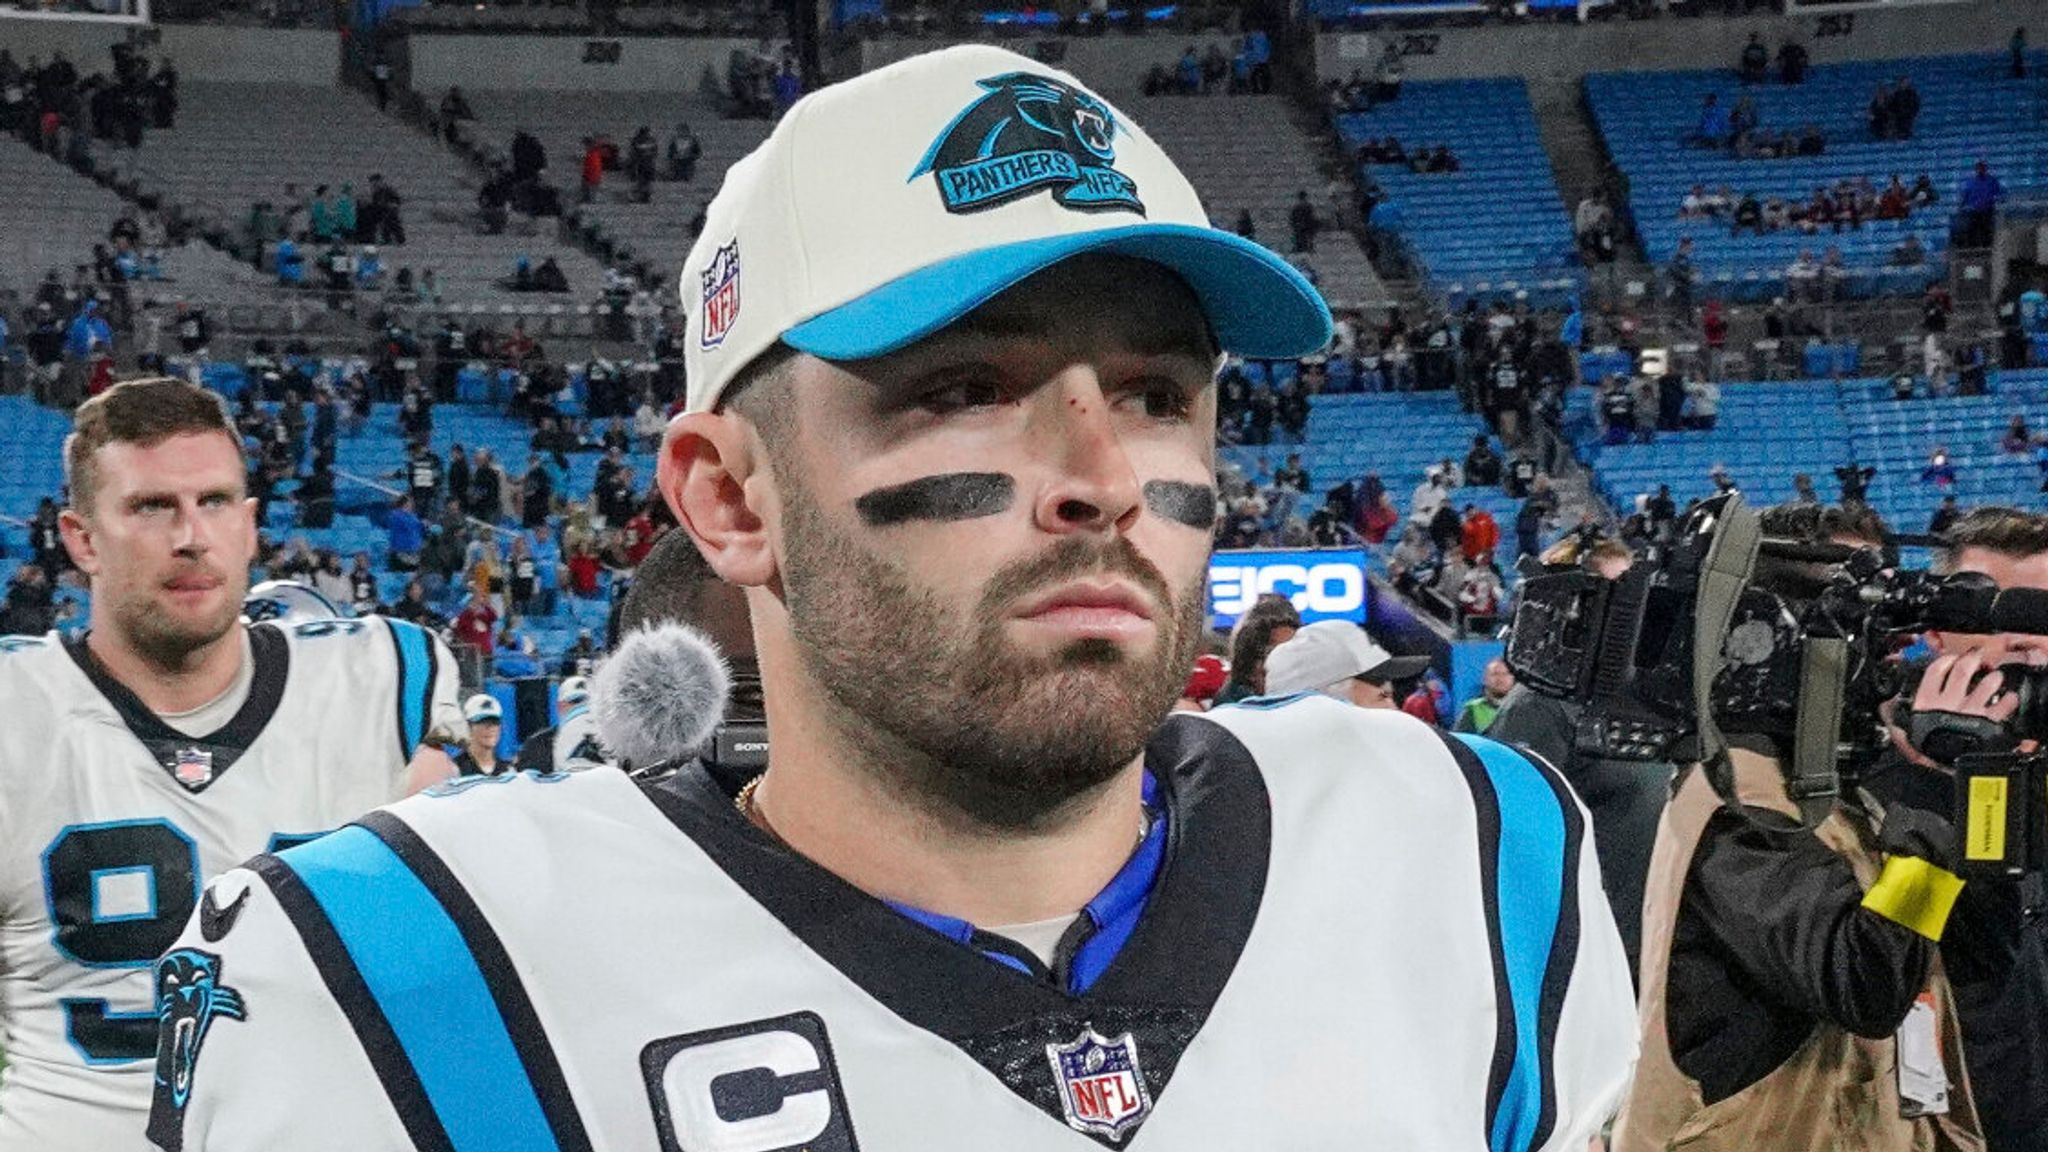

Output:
xmin=464 ymin=694 xmax=503 ymax=724
xmin=680 ymin=44 xmax=1332 ymax=414
xmin=1264 ymin=621 xmax=1432 ymax=697
xmin=557 ymin=675 xmax=591 ymax=709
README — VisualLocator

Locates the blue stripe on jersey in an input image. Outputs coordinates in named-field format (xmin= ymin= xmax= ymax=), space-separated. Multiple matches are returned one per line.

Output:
xmin=284 ymin=826 xmax=562 ymax=1152
xmin=389 ymin=620 xmax=432 ymax=758
xmin=1454 ymin=734 xmax=1568 ymax=1152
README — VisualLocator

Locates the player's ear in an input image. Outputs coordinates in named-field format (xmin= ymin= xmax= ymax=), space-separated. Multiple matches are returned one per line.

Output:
xmin=57 ymin=508 xmax=102 ymax=579
xmin=660 ymin=411 xmax=776 ymax=588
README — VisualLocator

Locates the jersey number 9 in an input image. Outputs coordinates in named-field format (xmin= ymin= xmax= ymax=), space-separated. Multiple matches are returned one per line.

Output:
xmin=41 ymin=820 xmax=201 ymax=1063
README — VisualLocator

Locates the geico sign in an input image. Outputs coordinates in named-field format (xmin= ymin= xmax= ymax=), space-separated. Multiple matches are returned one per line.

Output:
xmin=1211 ymin=561 xmax=1366 ymax=618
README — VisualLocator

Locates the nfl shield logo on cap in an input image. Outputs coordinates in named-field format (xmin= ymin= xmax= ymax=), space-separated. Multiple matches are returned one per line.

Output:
xmin=1046 ymin=1027 xmax=1152 ymax=1142
xmin=172 ymin=748 xmax=214 ymax=791
xmin=699 ymin=240 xmax=741 ymax=350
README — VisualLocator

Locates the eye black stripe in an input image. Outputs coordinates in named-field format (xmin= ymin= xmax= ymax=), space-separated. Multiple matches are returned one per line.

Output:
xmin=1143 ymin=481 xmax=1217 ymax=529
xmin=854 ymin=473 xmax=1016 ymax=527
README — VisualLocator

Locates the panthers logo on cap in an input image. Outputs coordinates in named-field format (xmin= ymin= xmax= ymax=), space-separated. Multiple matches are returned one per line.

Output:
xmin=911 ymin=72 xmax=1144 ymax=217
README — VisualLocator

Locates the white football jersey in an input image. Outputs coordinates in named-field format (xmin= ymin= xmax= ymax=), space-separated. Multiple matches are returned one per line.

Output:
xmin=0 ymin=618 xmax=462 ymax=1152
xmin=552 ymin=705 xmax=609 ymax=772
xmin=151 ymin=695 xmax=1637 ymax=1152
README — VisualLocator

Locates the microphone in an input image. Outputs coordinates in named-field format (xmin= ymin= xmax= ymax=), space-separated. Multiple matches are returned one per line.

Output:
xmin=591 ymin=622 xmax=733 ymax=770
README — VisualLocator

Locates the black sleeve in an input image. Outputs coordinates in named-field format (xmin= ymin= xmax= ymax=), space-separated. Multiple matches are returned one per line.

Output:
xmin=1685 ymin=806 xmax=1932 ymax=1040
xmin=1484 ymin=690 xmax=1575 ymax=772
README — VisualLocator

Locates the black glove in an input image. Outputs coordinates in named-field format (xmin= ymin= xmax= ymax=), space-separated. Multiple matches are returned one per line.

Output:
xmin=1876 ymin=802 xmax=1961 ymax=874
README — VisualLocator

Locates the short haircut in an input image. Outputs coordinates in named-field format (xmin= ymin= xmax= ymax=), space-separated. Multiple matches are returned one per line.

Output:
xmin=1582 ymin=539 xmax=1633 ymax=574
xmin=719 ymin=342 xmax=801 ymax=462
xmin=1934 ymin=506 xmax=2048 ymax=573
xmin=65 ymin=377 xmax=240 ymax=516
xmin=616 ymin=529 xmax=719 ymax=640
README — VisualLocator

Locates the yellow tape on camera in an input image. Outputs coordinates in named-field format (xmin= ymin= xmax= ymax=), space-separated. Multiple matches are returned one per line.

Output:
xmin=1966 ymin=776 xmax=2008 ymax=863
xmin=1862 ymin=856 xmax=1966 ymax=942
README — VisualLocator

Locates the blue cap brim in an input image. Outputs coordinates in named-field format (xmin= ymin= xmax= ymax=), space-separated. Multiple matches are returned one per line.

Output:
xmin=782 ymin=223 xmax=1333 ymax=362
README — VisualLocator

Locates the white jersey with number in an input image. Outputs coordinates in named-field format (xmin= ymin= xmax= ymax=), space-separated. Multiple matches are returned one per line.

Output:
xmin=0 ymin=618 xmax=462 ymax=1152
xmin=152 ymin=695 xmax=1636 ymax=1152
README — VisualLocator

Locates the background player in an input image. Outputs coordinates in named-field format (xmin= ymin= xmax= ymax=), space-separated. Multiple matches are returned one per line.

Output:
xmin=0 ymin=378 xmax=462 ymax=1152
xmin=151 ymin=48 xmax=1633 ymax=1151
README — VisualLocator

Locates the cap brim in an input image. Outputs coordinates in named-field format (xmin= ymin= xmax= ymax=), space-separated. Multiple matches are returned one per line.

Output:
xmin=782 ymin=223 xmax=1332 ymax=362
xmin=1363 ymin=656 xmax=1432 ymax=683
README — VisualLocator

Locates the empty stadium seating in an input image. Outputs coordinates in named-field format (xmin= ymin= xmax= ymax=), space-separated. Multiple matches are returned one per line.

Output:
xmin=97 ymin=82 xmax=609 ymax=304
xmin=1334 ymin=78 xmax=1578 ymax=305
xmin=457 ymin=90 xmax=770 ymax=289
xmin=1586 ymin=52 xmax=2048 ymax=299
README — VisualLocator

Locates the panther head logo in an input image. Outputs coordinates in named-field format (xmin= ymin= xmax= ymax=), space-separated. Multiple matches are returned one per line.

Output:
xmin=911 ymin=72 xmax=1144 ymax=216
xmin=149 ymin=948 xmax=247 ymax=1139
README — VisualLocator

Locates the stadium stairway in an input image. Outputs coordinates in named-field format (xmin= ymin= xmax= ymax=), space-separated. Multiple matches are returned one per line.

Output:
xmin=1119 ymin=94 xmax=1391 ymax=311
xmin=1334 ymin=78 xmax=1579 ymax=307
xmin=1585 ymin=51 xmax=2048 ymax=300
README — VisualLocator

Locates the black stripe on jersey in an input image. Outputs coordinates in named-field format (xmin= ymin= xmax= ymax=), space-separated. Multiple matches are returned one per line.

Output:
xmin=384 ymin=620 xmax=412 ymax=763
xmin=1440 ymin=734 xmax=1519 ymax=1145
xmin=357 ymin=811 xmax=598 ymax=1152
xmin=63 ymin=624 xmax=291 ymax=793
xmin=638 ymin=715 xmax=1271 ymax=1148
xmin=1522 ymin=747 xmax=1585 ymax=1151
xmin=419 ymin=637 xmax=441 ymax=753
xmin=250 ymin=853 xmax=456 ymax=1152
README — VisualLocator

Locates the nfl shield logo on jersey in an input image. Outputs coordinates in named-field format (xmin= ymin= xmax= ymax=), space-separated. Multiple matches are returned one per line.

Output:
xmin=172 ymin=748 xmax=214 ymax=790
xmin=1046 ymin=1028 xmax=1152 ymax=1142
xmin=699 ymin=240 xmax=741 ymax=349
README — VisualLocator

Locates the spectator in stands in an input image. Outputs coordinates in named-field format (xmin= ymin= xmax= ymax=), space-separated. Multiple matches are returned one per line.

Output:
xmin=1457 ymin=558 xmax=1503 ymax=625
xmin=1459 ymin=504 xmax=1500 ymax=565
xmin=518 ymin=453 xmax=554 ymax=530
xmin=388 ymin=579 xmax=441 ymax=629
xmin=1926 ymin=494 xmax=1962 ymax=538
xmin=1647 ymin=484 xmax=1677 ymax=536
xmin=0 ymin=564 xmax=56 ymax=637
xmin=1924 ymin=281 xmax=1953 ymax=334
xmin=1888 ymin=77 xmax=1921 ymax=140
xmin=1818 ymin=246 xmax=1848 ymax=302
xmin=1891 ymin=232 xmax=1926 ymax=268
xmin=1921 ymin=445 xmax=1958 ymax=489
xmin=1667 ymin=238 xmax=1697 ymax=316
xmin=1515 ymin=476 xmax=1556 ymax=560
xmin=468 ymin=446 xmax=505 ymax=523
xmin=384 ymin=493 xmax=426 ymax=572
xmin=1868 ymin=83 xmax=1896 ymax=140
xmin=438 ymin=86 xmax=474 ymax=142
xmin=309 ymin=185 xmax=338 ymax=242
xmin=1786 ymin=249 xmax=1821 ymax=301
xmin=1409 ymin=466 xmax=1451 ymax=532
xmin=1777 ymin=39 xmax=1809 ymax=84
xmin=1683 ymin=374 xmax=1721 ymax=430
xmin=1738 ymin=33 xmax=1768 ymax=85
xmin=346 ymin=552 xmax=380 ymax=616
xmin=1694 ymin=94 xmax=1731 ymax=148
xmin=1910 ymin=172 xmax=1939 ymax=210
xmin=365 ymin=174 xmax=405 ymax=245
xmin=1957 ymin=160 xmax=2006 ymax=249
xmin=1421 ymin=145 xmax=1459 ymax=174
xmin=1731 ymin=191 xmax=1763 ymax=235
xmin=2002 ymin=415 xmax=2036 ymax=455
xmin=580 ymin=137 xmax=604 ymax=204
xmin=453 ymin=595 xmax=497 ymax=658
xmin=1288 ymin=191 xmax=1318 ymax=254
xmin=1464 ymin=434 xmax=1503 ymax=487
xmin=334 ymin=183 xmax=359 ymax=243
xmin=1272 ymin=452 xmax=1310 ymax=495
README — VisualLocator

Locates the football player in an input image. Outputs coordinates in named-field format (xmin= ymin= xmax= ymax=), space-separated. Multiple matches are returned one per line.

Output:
xmin=0 ymin=378 xmax=461 ymax=1152
xmin=154 ymin=47 xmax=1635 ymax=1152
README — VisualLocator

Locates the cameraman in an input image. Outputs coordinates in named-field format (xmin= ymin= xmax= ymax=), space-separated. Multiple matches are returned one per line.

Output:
xmin=1615 ymin=504 xmax=1984 ymax=1152
xmin=1867 ymin=507 xmax=2048 ymax=1152
xmin=1491 ymin=537 xmax=1668 ymax=978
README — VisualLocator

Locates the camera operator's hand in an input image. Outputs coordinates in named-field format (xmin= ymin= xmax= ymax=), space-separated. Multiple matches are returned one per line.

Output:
xmin=1906 ymin=649 xmax=2020 ymax=765
xmin=1874 ymin=802 xmax=1960 ymax=874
